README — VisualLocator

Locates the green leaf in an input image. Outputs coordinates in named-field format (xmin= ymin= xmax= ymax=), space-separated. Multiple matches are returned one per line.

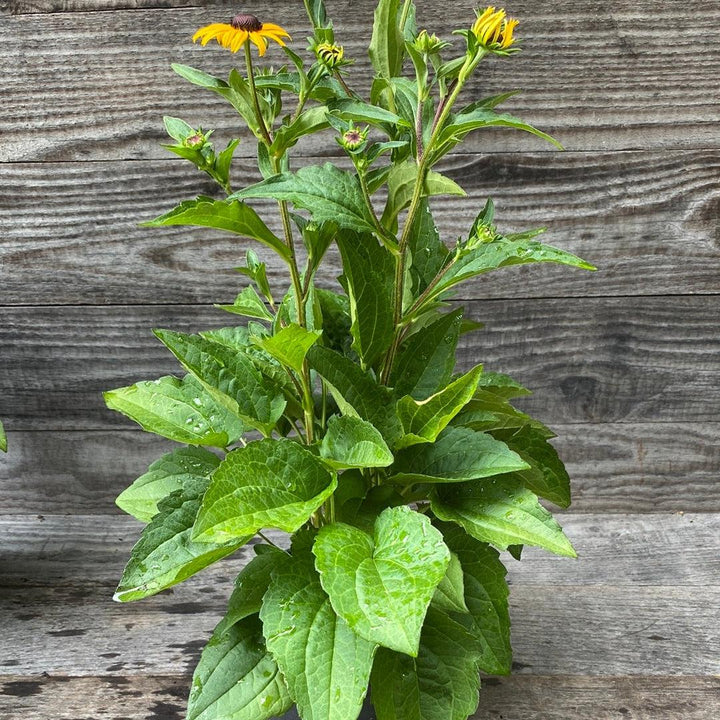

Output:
xmin=187 ymin=615 xmax=293 ymax=720
xmin=328 ymin=98 xmax=410 ymax=130
xmin=215 ymin=139 xmax=240 ymax=187
xmin=316 ymin=289 xmax=352 ymax=354
xmin=104 ymin=374 xmax=243 ymax=448
xmin=396 ymin=366 xmax=483 ymax=448
xmin=431 ymin=476 xmax=577 ymax=557
xmin=216 ymin=545 xmax=289 ymax=636
xmin=313 ymin=505 xmax=450 ymax=656
xmin=320 ymin=415 xmax=394 ymax=470
xmin=371 ymin=607 xmax=481 ymax=720
xmin=260 ymin=552 xmax=376 ymax=720
xmin=432 ymin=551 xmax=468 ymax=613
xmin=390 ymin=310 xmax=463 ymax=400
xmin=163 ymin=115 xmax=195 ymax=143
xmin=429 ymin=236 xmax=595 ymax=303
xmin=232 ymin=163 xmax=375 ymax=234
xmin=337 ymin=232 xmax=395 ymax=368
xmin=492 ymin=426 xmax=571 ymax=508
xmin=270 ymin=106 xmax=330 ymax=156
xmin=114 ymin=490 xmax=247 ymax=602
xmin=143 ymin=197 xmax=290 ymax=260
xmin=305 ymin=0 xmax=329 ymax=28
xmin=439 ymin=523 xmax=511 ymax=675
xmin=452 ymin=390 xmax=553 ymax=438
xmin=254 ymin=322 xmax=322 ymax=374
xmin=369 ymin=0 xmax=404 ymax=79
xmin=389 ymin=427 xmax=529 ymax=484
xmin=116 ymin=446 xmax=221 ymax=522
xmin=168 ymin=65 xmax=259 ymax=130
xmin=407 ymin=198 xmax=451 ymax=297
xmin=237 ymin=249 xmax=274 ymax=304
xmin=306 ymin=345 xmax=402 ymax=444
xmin=435 ymin=107 xmax=564 ymax=158
xmin=154 ymin=330 xmax=286 ymax=437
xmin=382 ymin=161 xmax=466 ymax=230
xmin=475 ymin=371 xmax=532 ymax=399
xmin=193 ymin=438 xmax=337 ymax=543
xmin=0 ymin=420 xmax=6 ymax=453
xmin=216 ymin=286 xmax=274 ymax=321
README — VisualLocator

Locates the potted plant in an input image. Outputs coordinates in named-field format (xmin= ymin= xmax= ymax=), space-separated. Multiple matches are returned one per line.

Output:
xmin=105 ymin=2 xmax=594 ymax=718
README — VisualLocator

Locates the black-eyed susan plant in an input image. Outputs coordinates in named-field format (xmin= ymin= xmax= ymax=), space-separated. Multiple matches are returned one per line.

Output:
xmin=105 ymin=2 xmax=595 ymax=719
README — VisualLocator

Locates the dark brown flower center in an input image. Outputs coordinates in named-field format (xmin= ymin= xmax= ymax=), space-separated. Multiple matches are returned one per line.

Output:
xmin=230 ymin=13 xmax=263 ymax=31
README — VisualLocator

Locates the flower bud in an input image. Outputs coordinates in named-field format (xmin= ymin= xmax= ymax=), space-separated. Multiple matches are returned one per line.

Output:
xmin=472 ymin=6 xmax=519 ymax=51
xmin=412 ymin=29 xmax=448 ymax=55
xmin=315 ymin=42 xmax=345 ymax=68
xmin=339 ymin=125 xmax=368 ymax=153
xmin=184 ymin=133 xmax=206 ymax=148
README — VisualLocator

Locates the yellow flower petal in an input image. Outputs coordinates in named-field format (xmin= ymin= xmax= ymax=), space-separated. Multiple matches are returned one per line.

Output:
xmin=261 ymin=22 xmax=291 ymax=39
xmin=249 ymin=31 xmax=268 ymax=56
xmin=230 ymin=29 xmax=248 ymax=52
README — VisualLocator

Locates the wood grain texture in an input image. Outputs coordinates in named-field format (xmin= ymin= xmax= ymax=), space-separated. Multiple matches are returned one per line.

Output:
xmin=2 ymin=424 xmax=719 ymax=515
xmin=2 ymin=150 xmax=719 ymax=305
xmin=1 ymin=515 xmax=718 ymax=676
xmin=2 ymin=513 xmax=716 ymax=588
xmin=1 ymin=675 xmax=719 ymax=720
xmin=1 ymin=297 xmax=717 ymax=429
xmin=2 ymin=1 xmax=720 ymax=160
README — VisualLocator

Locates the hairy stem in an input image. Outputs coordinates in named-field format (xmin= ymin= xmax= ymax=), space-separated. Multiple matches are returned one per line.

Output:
xmin=245 ymin=44 xmax=316 ymax=443
xmin=381 ymin=55 xmax=480 ymax=383
xmin=244 ymin=44 xmax=273 ymax=147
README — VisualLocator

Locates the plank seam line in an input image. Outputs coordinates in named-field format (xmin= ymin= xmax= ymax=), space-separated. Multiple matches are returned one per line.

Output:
xmin=3 ymin=148 xmax=720 ymax=166
xmin=2 ymin=292 xmax=719 ymax=310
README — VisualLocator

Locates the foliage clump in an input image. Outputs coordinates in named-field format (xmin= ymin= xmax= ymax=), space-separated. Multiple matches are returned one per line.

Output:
xmin=106 ymin=2 xmax=594 ymax=719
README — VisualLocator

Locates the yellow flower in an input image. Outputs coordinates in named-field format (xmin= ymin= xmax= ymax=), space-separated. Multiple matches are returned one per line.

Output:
xmin=192 ymin=13 xmax=291 ymax=57
xmin=472 ymin=7 xmax=518 ymax=50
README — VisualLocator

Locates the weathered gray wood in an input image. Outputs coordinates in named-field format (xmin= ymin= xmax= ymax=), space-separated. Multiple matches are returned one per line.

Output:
xmin=1 ymin=675 xmax=719 ymax=720
xmin=2 ymin=578 xmax=718 ymax=675
xmin=4 ymin=423 xmax=719 ymax=514
xmin=1 ymin=298 xmax=717 ymax=429
xmin=3 ymin=150 xmax=719 ymax=304
xmin=2 ymin=514 xmax=716 ymax=588
xmin=2 ymin=2 xmax=719 ymax=159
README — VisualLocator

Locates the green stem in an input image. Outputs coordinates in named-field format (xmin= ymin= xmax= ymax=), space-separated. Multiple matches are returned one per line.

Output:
xmin=403 ymin=254 xmax=458 ymax=321
xmin=380 ymin=54 xmax=482 ymax=384
xmin=356 ymin=164 xmax=399 ymax=254
xmin=245 ymin=42 xmax=316 ymax=444
xmin=244 ymin=44 xmax=272 ymax=147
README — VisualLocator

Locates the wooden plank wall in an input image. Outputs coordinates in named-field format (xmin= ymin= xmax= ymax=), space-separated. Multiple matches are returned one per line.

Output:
xmin=1 ymin=1 xmax=718 ymax=718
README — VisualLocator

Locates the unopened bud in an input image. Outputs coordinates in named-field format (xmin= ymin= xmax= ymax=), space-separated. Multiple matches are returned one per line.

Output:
xmin=340 ymin=126 xmax=368 ymax=152
xmin=184 ymin=133 xmax=206 ymax=149
xmin=412 ymin=29 xmax=447 ymax=55
xmin=316 ymin=42 xmax=345 ymax=68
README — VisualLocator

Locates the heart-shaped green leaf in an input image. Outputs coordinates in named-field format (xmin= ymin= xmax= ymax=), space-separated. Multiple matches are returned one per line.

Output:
xmin=313 ymin=506 xmax=450 ymax=656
